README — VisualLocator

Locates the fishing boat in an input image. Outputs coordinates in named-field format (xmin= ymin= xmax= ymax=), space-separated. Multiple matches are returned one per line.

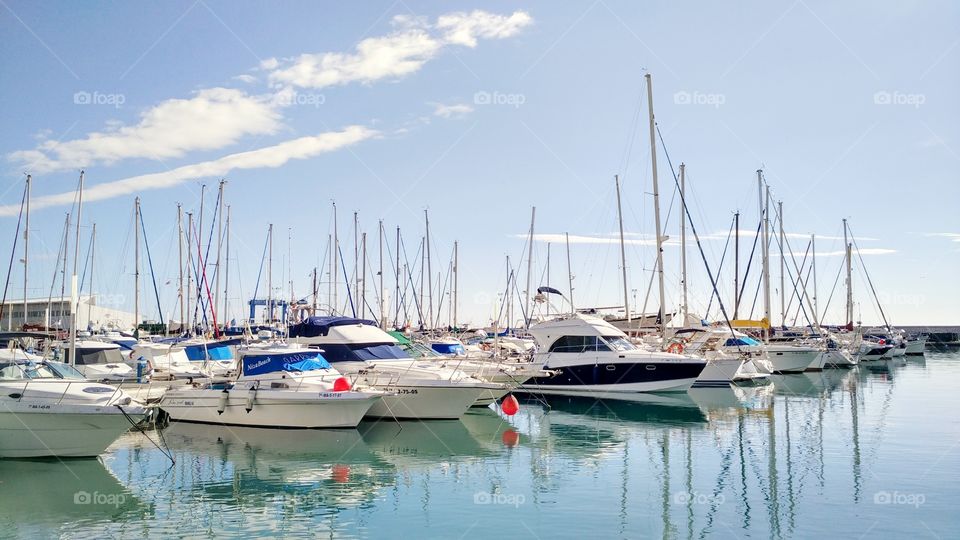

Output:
xmin=0 ymin=348 xmax=146 ymax=458
xmin=518 ymin=314 xmax=707 ymax=396
xmin=288 ymin=317 xmax=505 ymax=419
xmin=159 ymin=344 xmax=382 ymax=428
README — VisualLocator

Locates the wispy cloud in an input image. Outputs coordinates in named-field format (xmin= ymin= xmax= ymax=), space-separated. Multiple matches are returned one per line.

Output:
xmin=432 ymin=102 xmax=474 ymax=118
xmin=10 ymin=88 xmax=281 ymax=173
xmin=264 ymin=10 xmax=532 ymax=89
xmin=925 ymin=232 xmax=960 ymax=242
xmin=0 ymin=126 xmax=377 ymax=216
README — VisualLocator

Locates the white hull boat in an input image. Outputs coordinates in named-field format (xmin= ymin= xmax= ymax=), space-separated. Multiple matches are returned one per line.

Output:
xmin=904 ymin=337 xmax=927 ymax=355
xmin=765 ymin=344 xmax=820 ymax=374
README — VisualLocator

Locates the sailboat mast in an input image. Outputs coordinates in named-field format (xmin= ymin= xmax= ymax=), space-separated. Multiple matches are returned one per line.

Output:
xmin=395 ymin=227 xmax=401 ymax=327
xmin=779 ymin=200 xmax=785 ymax=328
xmin=353 ymin=211 xmax=359 ymax=308
xmin=267 ymin=224 xmax=273 ymax=324
xmin=186 ymin=212 xmax=193 ymax=333
xmin=565 ymin=232 xmax=574 ymax=314
xmin=134 ymin=197 xmax=140 ymax=338
xmin=215 ymin=180 xmax=224 ymax=320
xmin=811 ymin=234 xmax=818 ymax=320
xmin=546 ymin=243 xmax=551 ymax=318
xmin=734 ymin=211 xmax=740 ymax=319
xmin=615 ymin=176 xmax=630 ymax=323
xmin=425 ymin=209 xmax=433 ymax=329
xmin=68 ymin=171 xmax=84 ymax=365
xmin=22 ymin=174 xmax=30 ymax=330
xmin=360 ymin=232 xmax=367 ymax=319
xmin=679 ymin=165 xmax=688 ymax=325
xmin=88 ymin=223 xmax=95 ymax=326
xmin=843 ymin=219 xmax=853 ymax=326
xmin=332 ymin=202 xmax=338 ymax=314
xmin=177 ymin=204 xmax=185 ymax=330
xmin=378 ymin=220 xmax=385 ymax=328
xmin=645 ymin=74 xmax=667 ymax=333
xmin=453 ymin=240 xmax=459 ymax=329
xmin=223 ymin=205 xmax=230 ymax=326
xmin=759 ymin=170 xmax=771 ymax=342
xmin=524 ymin=206 xmax=536 ymax=328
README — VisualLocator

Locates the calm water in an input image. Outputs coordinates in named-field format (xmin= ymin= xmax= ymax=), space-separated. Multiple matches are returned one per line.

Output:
xmin=2 ymin=352 xmax=958 ymax=539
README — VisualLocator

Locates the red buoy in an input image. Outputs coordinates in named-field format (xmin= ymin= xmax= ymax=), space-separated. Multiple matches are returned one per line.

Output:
xmin=333 ymin=377 xmax=351 ymax=392
xmin=501 ymin=394 xmax=520 ymax=416
xmin=501 ymin=429 xmax=520 ymax=447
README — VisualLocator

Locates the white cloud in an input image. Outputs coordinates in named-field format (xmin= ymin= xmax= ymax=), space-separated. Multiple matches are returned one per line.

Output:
xmin=925 ymin=233 xmax=960 ymax=242
xmin=265 ymin=10 xmax=532 ymax=89
xmin=233 ymin=73 xmax=258 ymax=84
xmin=433 ymin=103 xmax=474 ymax=118
xmin=10 ymin=88 xmax=281 ymax=173
xmin=0 ymin=126 xmax=377 ymax=216
xmin=436 ymin=10 xmax=533 ymax=47
xmin=525 ymin=233 xmax=677 ymax=246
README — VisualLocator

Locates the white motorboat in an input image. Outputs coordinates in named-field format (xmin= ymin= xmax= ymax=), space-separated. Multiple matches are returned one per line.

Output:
xmin=857 ymin=340 xmax=893 ymax=361
xmin=289 ymin=317 xmax=505 ymax=419
xmin=131 ymin=342 xmax=203 ymax=380
xmin=0 ymin=349 xmax=146 ymax=458
xmin=56 ymin=340 xmax=138 ymax=382
xmin=518 ymin=314 xmax=707 ymax=397
xmin=160 ymin=345 xmax=382 ymax=428
xmin=904 ymin=336 xmax=927 ymax=355
xmin=764 ymin=342 xmax=822 ymax=373
xmin=672 ymin=327 xmax=771 ymax=383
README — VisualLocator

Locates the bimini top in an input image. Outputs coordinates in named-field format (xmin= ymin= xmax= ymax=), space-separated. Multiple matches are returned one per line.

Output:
xmin=241 ymin=350 xmax=332 ymax=376
xmin=289 ymin=316 xmax=378 ymax=338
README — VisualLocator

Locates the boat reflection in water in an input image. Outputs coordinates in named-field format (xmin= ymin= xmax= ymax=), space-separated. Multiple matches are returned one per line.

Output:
xmin=0 ymin=458 xmax=146 ymax=535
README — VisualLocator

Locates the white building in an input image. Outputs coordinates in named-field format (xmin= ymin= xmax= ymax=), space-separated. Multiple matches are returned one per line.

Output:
xmin=0 ymin=295 xmax=136 ymax=332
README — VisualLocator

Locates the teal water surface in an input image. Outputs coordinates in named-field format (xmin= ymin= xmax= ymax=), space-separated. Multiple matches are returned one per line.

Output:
xmin=1 ymin=352 xmax=958 ymax=539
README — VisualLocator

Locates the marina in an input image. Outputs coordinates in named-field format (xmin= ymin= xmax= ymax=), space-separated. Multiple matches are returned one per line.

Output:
xmin=1 ymin=2 xmax=957 ymax=538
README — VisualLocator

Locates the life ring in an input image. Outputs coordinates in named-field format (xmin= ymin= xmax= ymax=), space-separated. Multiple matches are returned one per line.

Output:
xmin=480 ymin=343 xmax=491 ymax=351
xmin=666 ymin=342 xmax=684 ymax=354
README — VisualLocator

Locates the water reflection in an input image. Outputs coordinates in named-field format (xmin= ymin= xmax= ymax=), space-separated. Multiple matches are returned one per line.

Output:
xmin=5 ymin=354 xmax=955 ymax=538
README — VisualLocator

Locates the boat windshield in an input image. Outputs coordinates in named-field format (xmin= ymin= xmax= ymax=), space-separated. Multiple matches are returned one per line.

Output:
xmin=406 ymin=342 xmax=443 ymax=358
xmin=46 ymin=361 xmax=87 ymax=380
xmin=0 ymin=362 xmax=59 ymax=380
xmin=601 ymin=336 xmax=636 ymax=351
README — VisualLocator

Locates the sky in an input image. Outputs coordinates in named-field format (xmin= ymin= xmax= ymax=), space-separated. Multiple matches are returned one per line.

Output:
xmin=1 ymin=0 xmax=958 ymax=328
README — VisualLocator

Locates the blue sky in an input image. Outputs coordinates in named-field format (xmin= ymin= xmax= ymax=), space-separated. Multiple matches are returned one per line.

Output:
xmin=1 ymin=0 xmax=957 ymax=327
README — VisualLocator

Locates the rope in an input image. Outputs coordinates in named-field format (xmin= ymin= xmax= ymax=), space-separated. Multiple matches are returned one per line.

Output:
xmin=0 ymin=183 xmax=27 ymax=323
xmin=139 ymin=208 xmax=165 ymax=327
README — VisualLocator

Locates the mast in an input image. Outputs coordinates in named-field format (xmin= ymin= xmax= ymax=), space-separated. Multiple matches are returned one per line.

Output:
xmin=223 ymin=205 xmax=231 ymax=326
xmin=215 ymin=179 xmax=224 ymax=321
xmin=759 ymin=171 xmax=771 ymax=342
xmin=378 ymin=220 xmax=385 ymax=328
xmin=420 ymin=237 xmax=426 ymax=327
xmin=734 ymin=211 xmax=740 ymax=319
xmin=134 ymin=197 xmax=140 ymax=338
xmin=425 ymin=209 xmax=433 ymax=329
xmin=843 ymin=219 xmax=853 ymax=327
xmin=68 ymin=171 xmax=84 ymax=366
xmin=22 ymin=174 xmax=30 ymax=329
xmin=524 ymin=206 xmax=536 ymax=328
xmin=360 ymin=231 xmax=367 ymax=319
xmin=565 ymin=232 xmax=574 ymax=314
xmin=546 ymin=243 xmax=551 ymax=318
xmin=645 ymin=73 xmax=667 ymax=333
xmin=614 ymin=175 xmax=630 ymax=324
xmin=312 ymin=267 xmax=318 ymax=314
xmin=88 ymin=223 xmax=95 ymax=326
xmin=177 ymin=204 xmax=185 ymax=330
xmin=395 ymin=227 xmax=401 ymax=327
xmin=778 ymin=200 xmax=785 ymax=328
xmin=453 ymin=240 xmax=459 ymax=329
xmin=353 ymin=211 xmax=359 ymax=308
xmin=267 ymin=224 xmax=273 ymax=324
xmin=186 ymin=212 xmax=193 ymax=333
xmin=679 ymin=165 xmax=688 ymax=325
xmin=51 ymin=212 xmax=69 ymax=330
xmin=332 ymin=202 xmax=338 ymax=314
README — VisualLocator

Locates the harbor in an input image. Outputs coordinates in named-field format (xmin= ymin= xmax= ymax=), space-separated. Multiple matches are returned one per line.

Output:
xmin=1 ymin=2 xmax=958 ymax=539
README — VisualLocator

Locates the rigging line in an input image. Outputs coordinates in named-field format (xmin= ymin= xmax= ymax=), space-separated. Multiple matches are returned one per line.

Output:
xmin=656 ymin=124 xmax=741 ymax=350
xmin=820 ymin=262 xmax=844 ymax=324
xmin=847 ymin=224 xmax=891 ymax=329
xmin=704 ymin=214 xmax=735 ymax=319
xmin=138 ymin=208 xmax=166 ymax=327
xmin=192 ymin=221 xmax=219 ymax=337
xmin=618 ymin=86 xmax=646 ymax=177
xmin=737 ymin=219 xmax=763 ymax=308
xmin=195 ymin=188 xmax=221 ymax=324
xmin=783 ymin=241 xmax=811 ymax=319
xmin=0 ymin=183 xmax=27 ymax=323
xmin=46 ymin=216 xmax=67 ymax=311
xmin=79 ymin=225 xmax=94 ymax=296
xmin=399 ymin=234 xmax=423 ymax=325
xmin=249 ymin=230 xmax=270 ymax=319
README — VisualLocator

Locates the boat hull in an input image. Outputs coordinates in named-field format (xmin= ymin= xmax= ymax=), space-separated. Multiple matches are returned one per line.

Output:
xmin=693 ymin=357 xmax=743 ymax=388
xmin=0 ymin=403 xmax=142 ymax=458
xmin=160 ymin=389 xmax=378 ymax=428
xmin=518 ymin=360 xmax=705 ymax=395
xmin=904 ymin=339 xmax=927 ymax=355
xmin=766 ymin=348 xmax=819 ymax=374
xmin=364 ymin=385 xmax=486 ymax=420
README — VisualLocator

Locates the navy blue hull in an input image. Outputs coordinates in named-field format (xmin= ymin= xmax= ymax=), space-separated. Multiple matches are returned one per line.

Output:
xmin=523 ymin=361 xmax=705 ymax=388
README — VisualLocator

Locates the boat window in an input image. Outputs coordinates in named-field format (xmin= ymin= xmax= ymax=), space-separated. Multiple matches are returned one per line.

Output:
xmin=318 ymin=343 xmax=412 ymax=362
xmin=23 ymin=364 xmax=57 ymax=379
xmin=0 ymin=363 xmax=26 ymax=379
xmin=601 ymin=336 xmax=635 ymax=351
xmin=548 ymin=336 xmax=611 ymax=353
xmin=46 ymin=361 xmax=87 ymax=380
